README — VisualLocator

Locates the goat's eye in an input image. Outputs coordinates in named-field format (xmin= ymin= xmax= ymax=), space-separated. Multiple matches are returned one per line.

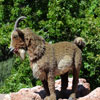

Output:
xmin=13 ymin=35 xmax=18 ymax=38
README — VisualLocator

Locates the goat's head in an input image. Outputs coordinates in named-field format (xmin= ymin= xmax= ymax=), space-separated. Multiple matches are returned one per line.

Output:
xmin=10 ymin=16 xmax=27 ymax=60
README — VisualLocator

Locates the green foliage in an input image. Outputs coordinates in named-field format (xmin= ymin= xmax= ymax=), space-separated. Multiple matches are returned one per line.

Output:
xmin=0 ymin=56 xmax=36 ymax=93
xmin=0 ymin=58 xmax=14 ymax=86
xmin=0 ymin=0 xmax=100 ymax=93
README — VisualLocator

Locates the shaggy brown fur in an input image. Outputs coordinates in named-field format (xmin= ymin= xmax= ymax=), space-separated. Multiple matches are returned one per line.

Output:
xmin=10 ymin=17 xmax=85 ymax=100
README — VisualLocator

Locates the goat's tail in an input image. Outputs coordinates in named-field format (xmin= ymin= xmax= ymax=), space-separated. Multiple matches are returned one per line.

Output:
xmin=74 ymin=37 xmax=85 ymax=50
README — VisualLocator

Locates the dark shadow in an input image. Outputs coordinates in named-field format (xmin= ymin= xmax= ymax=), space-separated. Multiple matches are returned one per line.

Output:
xmin=35 ymin=84 xmax=90 ymax=99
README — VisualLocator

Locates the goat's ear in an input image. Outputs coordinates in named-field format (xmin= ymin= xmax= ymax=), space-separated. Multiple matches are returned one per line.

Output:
xmin=16 ymin=29 xmax=25 ymax=41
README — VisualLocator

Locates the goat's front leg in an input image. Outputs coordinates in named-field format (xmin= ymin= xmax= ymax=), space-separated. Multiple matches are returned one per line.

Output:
xmin=42 ymin=80 xmax=50 ymax=96
xmin=44 ymin=71 xmax=56 ymax=100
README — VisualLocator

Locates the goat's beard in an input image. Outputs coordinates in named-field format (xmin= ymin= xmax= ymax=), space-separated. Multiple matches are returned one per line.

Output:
xmin=18 ymin=49 xmax=26 ymax=60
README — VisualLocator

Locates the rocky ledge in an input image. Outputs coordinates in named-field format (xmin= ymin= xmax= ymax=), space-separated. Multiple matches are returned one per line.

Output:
xmin=2 ymin=78 xmax=99 ymax=100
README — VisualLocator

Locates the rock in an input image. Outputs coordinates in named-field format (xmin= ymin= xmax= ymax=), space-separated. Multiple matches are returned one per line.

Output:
xmin=4 ymin=86 xmax=43 ymax=100
xmin=78 ymin=87 xmax=100 ymax=100
xmin=0 ymin=94 xmax=7 ymax=100
xmin=4 ymin=78 xmax=90 ymax=100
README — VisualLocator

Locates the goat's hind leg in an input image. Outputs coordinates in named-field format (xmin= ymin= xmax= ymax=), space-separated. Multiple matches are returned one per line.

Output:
xmin=69 ymin=62 xmax=81 ymax=99
xmin=68 ymin=50 xmax=82 ymax=100
xmin=68 ymin=67 xmax=79 ymax=100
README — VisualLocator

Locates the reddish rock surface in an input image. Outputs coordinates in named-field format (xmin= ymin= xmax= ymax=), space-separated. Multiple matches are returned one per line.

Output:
xmin=0 ymin=94 xmax=7 ymax=100
xmin=3 ymin=78 xmax=91 ymax=100
xmin=78 ymin=87 xmax=100 ymax=100
xmin=58 ymin=88 xmax=100 ymax=100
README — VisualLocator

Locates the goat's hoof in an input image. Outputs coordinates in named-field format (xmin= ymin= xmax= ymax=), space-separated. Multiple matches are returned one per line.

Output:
xmin=44 ymin=94 xmax=56 ymax=100
xmin=68 ymin=93 xmax=77 ymax=100
xmin=50 ymin=94 xmax=56 ymax=100
xmin=44 ymin=96 xmax=49 ymax=100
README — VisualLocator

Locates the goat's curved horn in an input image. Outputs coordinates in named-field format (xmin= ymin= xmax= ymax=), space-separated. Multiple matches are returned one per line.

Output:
xmin=14 ymin=16 xmax=26 ymax=31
